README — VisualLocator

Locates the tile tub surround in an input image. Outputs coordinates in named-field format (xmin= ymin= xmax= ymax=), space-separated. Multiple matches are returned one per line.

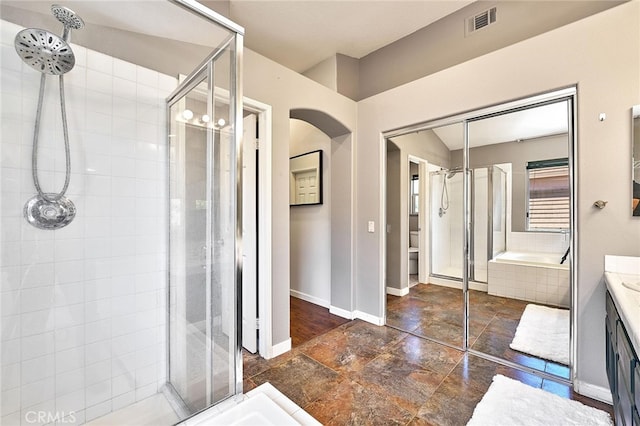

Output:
xmin=604 ymin=255 xmax=640 ymax=353
xmin=1 ymin=19 xmax=175 ymax=425
xmin=488 ymin=257 xmax=570 ymax=307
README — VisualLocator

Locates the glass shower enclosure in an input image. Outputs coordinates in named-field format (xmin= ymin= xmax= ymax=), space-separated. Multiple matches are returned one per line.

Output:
xmin=430 ymin=166 xmax=507 ymax=283
xmin=0 ymin=1 xmax=243 ymax=424
xmin=165 ymin=30 xmax=243 ymax=417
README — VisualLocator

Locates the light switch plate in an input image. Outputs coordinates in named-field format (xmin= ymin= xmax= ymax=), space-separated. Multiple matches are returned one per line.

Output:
xmin=368 ymin=221 xmax=375 ymax=233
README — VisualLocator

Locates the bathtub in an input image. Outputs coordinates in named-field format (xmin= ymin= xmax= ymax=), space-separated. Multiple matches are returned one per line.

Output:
xmin=488 ymin=251 xmax=570 ymax=308
xmin=492 ymin=251 xmax=569 ymax=270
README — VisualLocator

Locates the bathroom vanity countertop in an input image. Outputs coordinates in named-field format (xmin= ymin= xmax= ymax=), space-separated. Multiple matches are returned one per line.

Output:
xmin=604 ymin=272 xmax=640 ymax=354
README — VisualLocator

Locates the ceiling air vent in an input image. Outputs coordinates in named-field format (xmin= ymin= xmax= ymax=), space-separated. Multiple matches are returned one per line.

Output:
xmin=466 ymin=7 xmax=497 ymax=36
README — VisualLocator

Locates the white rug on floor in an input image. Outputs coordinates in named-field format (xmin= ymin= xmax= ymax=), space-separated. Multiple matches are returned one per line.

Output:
xmin=509 ymin=304 xmax=570 ymax=365
xmin=467 ymin=375 xmax=612 ymax=426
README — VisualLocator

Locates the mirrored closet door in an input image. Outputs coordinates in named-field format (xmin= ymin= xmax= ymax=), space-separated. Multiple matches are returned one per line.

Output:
xmin=466 ymin=98 xmax=573 ymax=380
xmin=385 ymin=89 xmax=575 ymax=381
xmin=385 ymin=121 xmax=465 ymax=348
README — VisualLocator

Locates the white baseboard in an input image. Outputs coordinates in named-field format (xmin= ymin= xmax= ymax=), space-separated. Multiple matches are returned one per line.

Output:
xmin=270 ymin=338 xmax=292 ymax=359
xmin=329 ymin=305 xmax=354 ymax=319
xmin=573 ymin=380 xmax=613 ymax=404
xmin=328 ymin=307 xmax=385 ymax=326
xmin=290 ymin=289 xmax=329 ymax=308
xmin=386 ymin=286 xmax=409 ymax=297
xmin=354 ymin=310 xmax=385 ymax=326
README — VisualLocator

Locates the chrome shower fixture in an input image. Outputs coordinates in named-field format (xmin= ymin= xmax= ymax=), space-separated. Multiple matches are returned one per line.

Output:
xmin=15 ymin=4 xmax=84 ymax=230
xmin=14 ymin=28 xmax=75 ymax=75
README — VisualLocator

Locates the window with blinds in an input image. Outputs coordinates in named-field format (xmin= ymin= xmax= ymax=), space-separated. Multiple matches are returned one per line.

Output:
xmin=410 ymin=174 xmax=419 ymax=215
xmin=526 ymin=158 xmax=570 ymax=231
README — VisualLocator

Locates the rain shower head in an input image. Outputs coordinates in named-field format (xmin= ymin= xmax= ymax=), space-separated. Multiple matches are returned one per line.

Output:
xmin=15 ymin=28 xmax=75 ymax=75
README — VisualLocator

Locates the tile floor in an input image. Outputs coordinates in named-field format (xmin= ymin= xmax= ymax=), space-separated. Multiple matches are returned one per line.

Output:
xmin=387 ymin=283 xmax=570 ymax=379
xmin=243 ymin=296 xmax=613 ymax=425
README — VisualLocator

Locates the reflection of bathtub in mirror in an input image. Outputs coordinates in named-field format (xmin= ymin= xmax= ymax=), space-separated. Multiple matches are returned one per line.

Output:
xmin=488 ymin=251 xmax=570 ymax=308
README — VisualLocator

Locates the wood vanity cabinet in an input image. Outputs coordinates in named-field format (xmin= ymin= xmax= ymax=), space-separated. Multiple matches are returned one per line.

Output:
xmin=606 ymin=290 xmax=640 ymax=426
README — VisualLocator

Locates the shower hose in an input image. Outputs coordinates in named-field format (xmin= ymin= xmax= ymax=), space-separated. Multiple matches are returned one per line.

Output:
xmin=31 ymin=72 xmax=72 ymax=202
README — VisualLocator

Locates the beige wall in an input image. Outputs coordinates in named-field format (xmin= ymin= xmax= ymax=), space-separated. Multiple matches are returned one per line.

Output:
xmin=289 ymin=120 xmax=332 ymax=306
xmin=356 ymin=1 xmax=639 ymax=397
xmin=244 ymin=48 xmax=357 ymax=345
xmin=357 ymin=0 xmax=623 ymax=100
xmin=303 ymin=56 xmax=338 ymax=91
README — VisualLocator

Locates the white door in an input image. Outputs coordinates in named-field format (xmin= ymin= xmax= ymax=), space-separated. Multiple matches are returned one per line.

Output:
xmin=242 ymin=114 xmax=258 ymax=353
xmin=294 ymin=170 xmax=318 ymax=204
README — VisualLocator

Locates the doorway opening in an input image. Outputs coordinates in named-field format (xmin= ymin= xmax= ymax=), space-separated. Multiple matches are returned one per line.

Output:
xmin=288 ymin=109 xmax=354 ymax=348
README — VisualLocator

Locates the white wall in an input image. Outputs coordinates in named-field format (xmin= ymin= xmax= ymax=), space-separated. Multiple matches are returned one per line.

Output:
xmin=289 ymin=119 xmax=331 ymax=306
xmin=0 ymin=20 xmax=172 ymax=424
xmin=355 ymin=2 xmax=639 ymax=398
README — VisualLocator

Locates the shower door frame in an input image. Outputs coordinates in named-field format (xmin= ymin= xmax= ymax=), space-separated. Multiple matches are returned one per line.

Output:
xmin=382 ymin=86 xmax=578 ymax=384
xmin=164 ymin=0 xmax=244 ymax=418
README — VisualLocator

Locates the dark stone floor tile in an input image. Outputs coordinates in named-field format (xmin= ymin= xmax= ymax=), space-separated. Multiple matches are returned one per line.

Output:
xmin=242 ymin=348 xmax=296 ymax=378
xmin=414 ymin=378 xmax=484 ymax=426
xmin=304 ymin=379 xmax=413 ymax=426
xmin=243 ymin=378 xmax=257 ymax=393
xmin=447 ymin=353 xmax=498 ymax=393
xmin=413 ymin=319 xmax=464 ymax=348
xmin=301 ymin=321 xmax=406 ymax=374
xmin=390 ymin=334 xmax=463 ymax=375
xmin=355 ymin=352 xmax=446 ymax=414
xmin=251 ymin=354 xmax=342 ymax=407
xmin=386 ymin=297 xmax=432 ymax=332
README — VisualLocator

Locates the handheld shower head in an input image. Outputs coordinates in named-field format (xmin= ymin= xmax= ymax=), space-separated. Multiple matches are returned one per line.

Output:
xmin=52 ymin=4 xmax=84 ymax=42
xmin=52 ymin=5 xmax=84 ymax=31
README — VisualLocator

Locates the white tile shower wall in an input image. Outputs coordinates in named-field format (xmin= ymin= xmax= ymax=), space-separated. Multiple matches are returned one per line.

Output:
xmin=0 ymin=20 xmax=175 ymax=425
xmin=507 ymin=231 xmax=568 ymax=255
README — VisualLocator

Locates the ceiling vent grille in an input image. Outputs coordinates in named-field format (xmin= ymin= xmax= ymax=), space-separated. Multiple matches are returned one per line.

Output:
xmin=466 ymin=7 xmax=497 ymax=36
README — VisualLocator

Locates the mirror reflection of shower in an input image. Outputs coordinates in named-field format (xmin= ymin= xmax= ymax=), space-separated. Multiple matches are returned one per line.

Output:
xmin=438 ymin=168 xmax=461 ymax=217
xmin=15 ymin=4 xmax=84 ymax=229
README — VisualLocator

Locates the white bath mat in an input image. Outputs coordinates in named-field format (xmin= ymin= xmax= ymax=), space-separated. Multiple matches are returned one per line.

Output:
xmin=509 ymin=304 xmax=570 ymax=365
xmin=467 ymin=375 xmax=612 ymax=426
